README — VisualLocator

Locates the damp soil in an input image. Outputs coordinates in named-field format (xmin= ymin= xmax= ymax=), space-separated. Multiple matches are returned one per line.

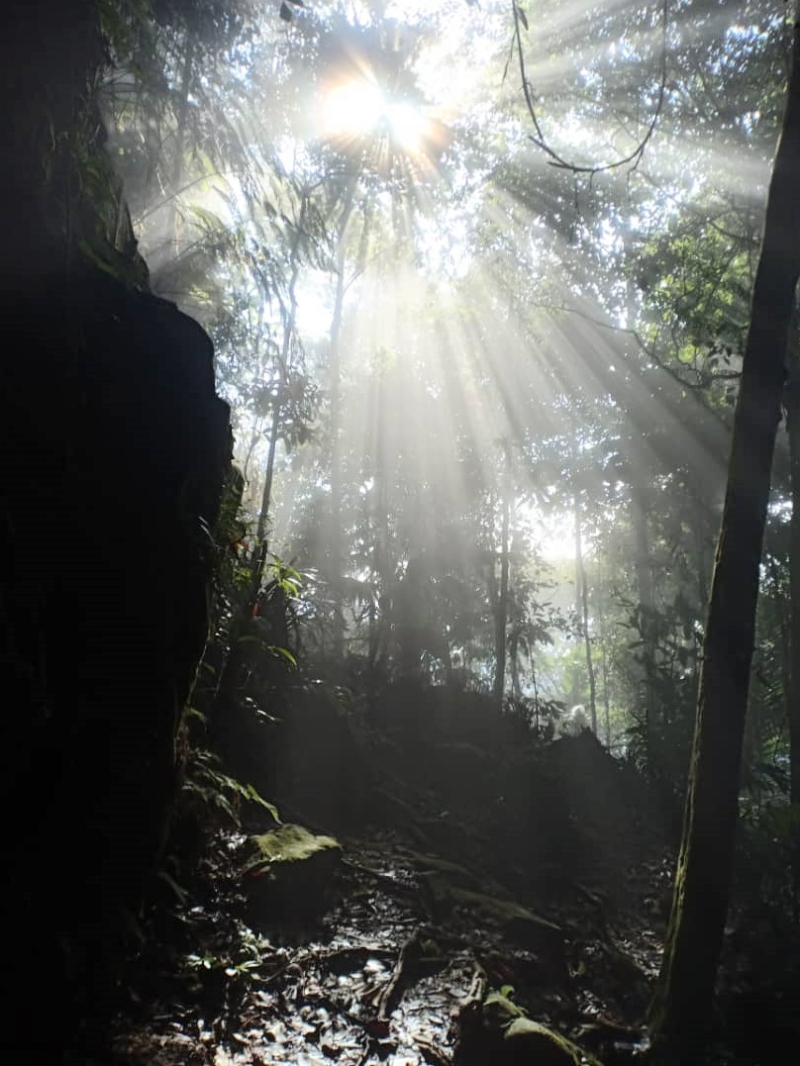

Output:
xmin=105 ymin=732 xmax=676 ymax=1066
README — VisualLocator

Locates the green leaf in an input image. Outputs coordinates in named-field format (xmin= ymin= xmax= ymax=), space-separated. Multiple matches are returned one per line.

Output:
xmin=244 ymin=784 xmax=282 ymax=823
xmin=183 ymin=705 xmax=207 ymax=723
xmin=269 ymin=645 xmax=297 ymax=666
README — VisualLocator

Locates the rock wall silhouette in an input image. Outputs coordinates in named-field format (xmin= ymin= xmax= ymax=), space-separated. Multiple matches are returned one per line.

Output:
xmin=0 ymin=1 xmax=230 ymax=1049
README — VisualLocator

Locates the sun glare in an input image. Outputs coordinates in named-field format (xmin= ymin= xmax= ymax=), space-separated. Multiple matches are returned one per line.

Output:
xmin=322 ymin=80 xmax=384 ymax=137
xmin=320 ymin=78 xmax=429 ymax=155
xmin=384 ymin=101 xmax=424 ymax=151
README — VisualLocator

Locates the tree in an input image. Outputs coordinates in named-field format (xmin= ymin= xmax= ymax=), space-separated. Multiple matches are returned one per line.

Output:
xmin=649 ymin=9 xmax=800 ymax=1056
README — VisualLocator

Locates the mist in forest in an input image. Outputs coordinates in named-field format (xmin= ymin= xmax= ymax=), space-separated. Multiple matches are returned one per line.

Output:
xmin=7 ymin=0 xmax=800 ymax=1061
xmin=104 ymin=0 xmax=774 ymax=748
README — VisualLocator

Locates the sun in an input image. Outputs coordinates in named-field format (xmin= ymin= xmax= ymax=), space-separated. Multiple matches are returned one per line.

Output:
xmin=320 ymin=77 xmax=430 ymax=155
xmin=383 ymin=101 xmax=425 ymax=152
xmin=322 ymin=80 xmax=384 ymax=137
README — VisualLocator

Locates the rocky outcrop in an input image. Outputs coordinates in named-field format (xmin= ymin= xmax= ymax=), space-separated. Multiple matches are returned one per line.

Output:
xmin=0 ymin=271 xmax=231 ymax=1049
xmin=0 ymin=0 xmax=231 ymax=1050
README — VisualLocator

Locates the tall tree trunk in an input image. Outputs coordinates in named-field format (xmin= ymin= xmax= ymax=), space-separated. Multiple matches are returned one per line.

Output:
xmin=599 ymin=566 xmax=612 ymax=746
xmin=570 ymin=515 xmax=583 ymax=707
xmin=369 ymin=364 xmax=392 ymax=669
xmin=494 ymin=482 xmax=510 ymax=711
xmin=327 ymin=195 xmax=355 ymax=660
xmin=167 ymin=24 xmax=196 ymax=256
xmin=213 ymin=197 xmax=307 ymax=737
xmin=632 ymin=488 xmax=657 ymax=765
xmin=255 ymin=194 xmax=307 ymax=553
xmin=575 ymin=503 xmax=597 ymax=732
xmin=509 ymin=627 xmax=522 ymax=699
xmin=602 ymin=638 xmax=612 ymax=746
xmin=649 ymin=14 xmax=800 ymax=1057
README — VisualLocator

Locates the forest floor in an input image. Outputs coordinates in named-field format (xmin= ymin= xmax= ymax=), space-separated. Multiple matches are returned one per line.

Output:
xmin=103 ymin=730 xmax=685 ymax=1066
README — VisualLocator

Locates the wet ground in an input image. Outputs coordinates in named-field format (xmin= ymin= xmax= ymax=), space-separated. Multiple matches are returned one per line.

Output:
xmin=110 ymin=820 xmax=670 ymax=1066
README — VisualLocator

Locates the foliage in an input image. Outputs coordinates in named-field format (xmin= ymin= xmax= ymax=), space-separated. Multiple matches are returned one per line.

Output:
xmin=180 ymin=742 xmax=281 ymax=830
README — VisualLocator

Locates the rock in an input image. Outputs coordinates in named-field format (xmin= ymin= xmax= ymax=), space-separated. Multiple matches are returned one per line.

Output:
xmin=503 ymin=1018 xmax=602 ymax=1065
xmin=242 ymin=824 xmax=342 ymax=921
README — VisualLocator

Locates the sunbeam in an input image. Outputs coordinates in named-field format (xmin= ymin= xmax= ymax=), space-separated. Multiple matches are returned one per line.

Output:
xmin=17 ymin=1 xmax=800 ymax=1059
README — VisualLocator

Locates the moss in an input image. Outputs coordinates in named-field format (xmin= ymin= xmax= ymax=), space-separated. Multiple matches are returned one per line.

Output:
xmin=244 ymin=824 xmax=342 ymax=872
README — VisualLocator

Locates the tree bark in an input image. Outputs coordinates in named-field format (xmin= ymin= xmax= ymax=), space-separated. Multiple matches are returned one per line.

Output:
xmin=649 ymin=12 xmax=800 ymax=1057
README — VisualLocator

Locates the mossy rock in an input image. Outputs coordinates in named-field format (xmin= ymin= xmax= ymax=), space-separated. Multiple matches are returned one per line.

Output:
xmin=503 ymin=1018 xmax=603 ymax=1065
xmin=242 ymin=824 xmax=342 ymax=922
xmin=483 ymin=989 xmax=527 ymax=1027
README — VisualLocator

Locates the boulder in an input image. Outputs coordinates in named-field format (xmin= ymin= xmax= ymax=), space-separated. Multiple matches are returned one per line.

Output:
xmin=242 ymin=824 xmax=342 ymax=922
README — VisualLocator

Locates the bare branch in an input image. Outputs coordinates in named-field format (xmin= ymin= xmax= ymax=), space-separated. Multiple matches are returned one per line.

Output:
xmin=511 ymin=0 xmax=668 ymax=176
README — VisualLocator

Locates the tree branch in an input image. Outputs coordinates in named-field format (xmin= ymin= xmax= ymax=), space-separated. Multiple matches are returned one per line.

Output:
xmin=511 ymin=0 xmax=668 ymax=176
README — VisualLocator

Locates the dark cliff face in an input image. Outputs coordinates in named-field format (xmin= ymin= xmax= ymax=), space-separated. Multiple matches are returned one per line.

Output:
xmin=2 ymin=267 xmax=231 ymax=861
xmin=0 ymin=1 xmax=231 ymax=1049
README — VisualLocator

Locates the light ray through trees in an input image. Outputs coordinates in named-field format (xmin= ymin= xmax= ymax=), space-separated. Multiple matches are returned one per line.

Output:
xmin=111 ymin=0 xmax=784 ymax=706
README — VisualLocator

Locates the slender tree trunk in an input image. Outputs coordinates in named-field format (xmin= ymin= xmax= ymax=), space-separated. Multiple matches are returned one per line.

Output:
xmin=575 ymin=504 xmax=597 ymax=732
xmin=787 ymin=306 xmax=800 ymax=902
xmin=241 ymin=420 xmax=263 ymax=487
xmin=256 ymin=196 xmax=307 ymax=547
xmin=494 ymin=484 xmax=510 ymax=711
xmin=256 ymin=404 xmax=281 ymax=546
xmin=370 ymin=365 xmax=392 ymax=668
xmin=632 ymin=488 xmax=657 ymax=765
xmin=602 ymin=643 xmax=611 ymax=746
xmin=213 ymin=196 xmax=307 ymax=732
xmin=250 ymin=195 xmax=307 ymax=605
xmin=167 ymin=25 xmax=195 ymax=255
xmin=570 ymin=514 xmax=583 ymax=707
xmin=509 ymin=627 xmax=522 ymax=699
xmin=327 ymin=195 xmax=355 ymax=660
xmin=649 ymin=15 xmax=800 ymax=1057
xmin=599 ymin=560 xmax=613 ymax=746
